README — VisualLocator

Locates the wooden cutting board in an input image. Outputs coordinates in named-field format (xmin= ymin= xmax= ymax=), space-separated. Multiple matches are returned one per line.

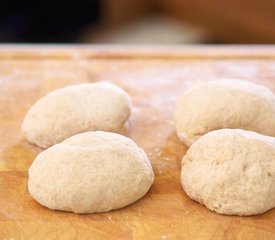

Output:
xmin=0 ymin=45 xmax=275 ymax=240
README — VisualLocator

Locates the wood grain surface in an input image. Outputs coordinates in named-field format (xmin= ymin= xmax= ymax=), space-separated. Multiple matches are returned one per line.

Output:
xmin=0 ymin=45 xmax=275 ymax=240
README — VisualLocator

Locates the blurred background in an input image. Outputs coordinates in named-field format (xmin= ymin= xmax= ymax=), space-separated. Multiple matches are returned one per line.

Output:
xmin=1 ymin=0 xmax=275 ymax=44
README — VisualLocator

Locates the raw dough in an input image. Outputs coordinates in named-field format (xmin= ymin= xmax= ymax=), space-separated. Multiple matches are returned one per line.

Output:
xmin=28 ymin=131 xmax=154 ymax=214
xmin=22 ymin=82 xmax=132 ymax=148
xmin=181 ymin=129 xmax=275 ymax=216
xmin=174 ymin=79 xmax=275 ymax=146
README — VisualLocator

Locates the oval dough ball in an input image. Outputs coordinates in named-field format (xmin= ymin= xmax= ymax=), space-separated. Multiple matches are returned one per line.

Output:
xmin=28 ymin=131 xmax=154 ymax=213
xmin=174 ymin=79 xmax=275 ymax=146
xmin=22 ymin=82 xmax=132 ymax=148
xmin=181 ymin=129 xmax=275 ymax=216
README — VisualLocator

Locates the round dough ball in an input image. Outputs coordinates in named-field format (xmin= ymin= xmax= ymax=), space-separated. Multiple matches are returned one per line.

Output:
xmin=22 ymin=82 xmax=132 ymax=148
xmin=28 ymin=131 xmax=154 ymax=213
xmin=174 ymin=79 xmax=275 ymax=146
xmin=181 ymin=129 xmax=275 ymax=216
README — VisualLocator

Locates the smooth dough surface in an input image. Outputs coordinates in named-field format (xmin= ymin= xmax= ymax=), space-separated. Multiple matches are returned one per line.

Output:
xmin=174 ymin=79 xmax=275 ymax=146
xmin=22 ymin=82 xmax=132 ymax=148
xmin=28 ymin=131 xmax=154 ymax=213
xmin=181 ymin=129 xmax=275 ymax=216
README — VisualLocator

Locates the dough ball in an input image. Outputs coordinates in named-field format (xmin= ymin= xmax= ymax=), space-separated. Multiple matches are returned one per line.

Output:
xmin=174 ymin=79 xmax=275 ymax=146
xmin=181 ymin=129 xmax=275 ymax=216
xmin=28 ymin=131 xmax=154 ymax=214
xmin=22 ymin=82 xmax=132 ymax=148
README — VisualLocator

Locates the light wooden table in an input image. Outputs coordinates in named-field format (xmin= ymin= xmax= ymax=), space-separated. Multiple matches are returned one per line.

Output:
xmin=0 ymin=45 xmax=275 ymax=240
